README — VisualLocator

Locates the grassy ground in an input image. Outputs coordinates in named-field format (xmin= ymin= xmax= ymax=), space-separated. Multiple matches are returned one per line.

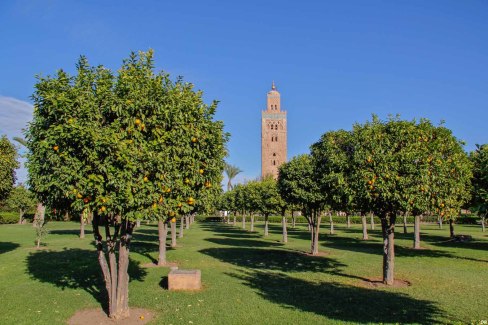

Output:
xmin=0 ymin=220 xmax=486 ymax=324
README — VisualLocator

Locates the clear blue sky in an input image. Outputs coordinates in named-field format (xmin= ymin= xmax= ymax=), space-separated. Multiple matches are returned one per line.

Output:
xmin=1 ymin=0 xmax=487 ymax=185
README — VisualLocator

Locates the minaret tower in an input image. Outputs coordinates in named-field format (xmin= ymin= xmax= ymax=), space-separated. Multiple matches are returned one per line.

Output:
xmin=261 ymin=81 xmax=287 ymax=178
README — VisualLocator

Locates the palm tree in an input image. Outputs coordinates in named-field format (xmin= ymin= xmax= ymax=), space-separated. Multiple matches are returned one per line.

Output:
xmin=224 ymin=163 xmax=242 ymax=191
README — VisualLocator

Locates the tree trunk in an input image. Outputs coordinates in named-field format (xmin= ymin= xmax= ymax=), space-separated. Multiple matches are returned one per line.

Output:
xmin=370 ymin=213 xmax=375 ymax=230
xmin=185 ymin=215 xmax=190 ymax=229
xmin=381 ymin=214 xmax=396 ymax=285
xmin=413 ymin=215 xmax=421 ymax=249
xmin=291 ymin=211 xmax=296 ymax=228
xmin=136 ymin=219 xmax=141 ymax=227
xmin=242 ymin=215 xmax=246 ymax=229
xmin=179 ymin=216 xmax=184 ymax=238
xmin=64 ymin=211 xmax=70 ymax=221
xmin=438 ymin=216 xmax=443 ymax=229
xmin=171 ymin=221 xmax=177 ymax=247
xmin=481 ymin=216 xmax=485 ymax=232
xmin=329 ymin=213 xmax=334 ymax=235
xmin=307 ymin=221 xmax=311 ymax=232
xmin=250 ymin=215 xmax=254 ymax=232
xmin=33 ymin=203 xmax=45 ymax=227
xmin=346 ymin=214 xmax=351 ymax=228
xmin=264 ymin=214 xmax=269 ymax=236
xmin=282 ymin=215 xmax=287 ymax=243
xmin=80 ymin=213 xmax=85 ymax=239
xmin=158 ymin=220 xmax=168 ymax=266
xmin=403 ymin=214 xmax=408 ymax=234
xmin=449 ymin=219 xmax=455 ymax=238
xmin=361 ymin=214 xmax=368 ymax=240
xmin=18 ymin=209 xmax=25 ymax=224
xmin=92 ymin=213 xmax=134 ymax=319
xmin=311 ymin=211 xmax=321 ymax=255
xmin=233 ymin=214 xmax=236 ymax=226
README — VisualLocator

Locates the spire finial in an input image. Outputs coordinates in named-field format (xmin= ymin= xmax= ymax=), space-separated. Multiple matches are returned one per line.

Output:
xmin=271 ymin=81 xmax=276 ymax=90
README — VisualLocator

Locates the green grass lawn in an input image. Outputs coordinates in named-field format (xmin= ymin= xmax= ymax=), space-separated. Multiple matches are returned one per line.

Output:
xmin=0 ymin=220 xmax=487 ymax=324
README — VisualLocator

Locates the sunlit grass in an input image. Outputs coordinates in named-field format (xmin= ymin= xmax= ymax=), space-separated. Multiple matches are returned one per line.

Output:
xmin=0 ymin=220 xmax=486 ymax=324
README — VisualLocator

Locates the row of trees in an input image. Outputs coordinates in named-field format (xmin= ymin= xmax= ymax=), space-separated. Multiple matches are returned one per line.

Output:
xmin=221 ymin=116 xmax=484 ymax=286
xmin=25 ymin=50 xmax=228 ymax=319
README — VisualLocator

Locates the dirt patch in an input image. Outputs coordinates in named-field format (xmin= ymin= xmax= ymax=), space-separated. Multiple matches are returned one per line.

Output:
xmin=68 ymin=308 xmax=154 ymax=325
xmin=361 ymin=277 xmax=411 ymax=288
xmin=142 ymin=261 xmax=178 ymax=268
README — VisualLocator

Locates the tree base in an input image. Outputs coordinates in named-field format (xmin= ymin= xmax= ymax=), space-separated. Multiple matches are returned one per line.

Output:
xmin=361 ymin=277 xmax=411 ymax=288
xmin=68 ymin=307 xmax=154 ymax=324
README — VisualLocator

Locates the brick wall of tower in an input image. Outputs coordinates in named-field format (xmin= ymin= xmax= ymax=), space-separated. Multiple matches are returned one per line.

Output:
xmin=261 ymin=84 xmax=287 ymax=179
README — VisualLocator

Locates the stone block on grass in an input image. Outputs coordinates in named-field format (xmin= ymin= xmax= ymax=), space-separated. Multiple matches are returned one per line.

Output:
xmin=168 ymin=269 xmax=201 ymax=291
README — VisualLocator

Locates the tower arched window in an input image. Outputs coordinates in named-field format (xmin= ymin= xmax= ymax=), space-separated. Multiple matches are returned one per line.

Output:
xmin=273 ymin=153 xmax=276 ymax=157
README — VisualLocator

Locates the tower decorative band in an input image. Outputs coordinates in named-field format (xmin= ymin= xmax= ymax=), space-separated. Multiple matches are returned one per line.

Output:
xmin=261 ymin=82 xmax=287 ymax=178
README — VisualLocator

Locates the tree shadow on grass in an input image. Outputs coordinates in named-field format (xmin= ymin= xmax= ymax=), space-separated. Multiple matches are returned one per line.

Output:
xmin=130 ymin=240 xmax=178 ymax=265
xmin=26 ymin=248 xmax=147 ymax=312
xmin=321 ymin=235 xmax=465 ymax=259
xmin=205 ymin=237 xmax=283 ymax=248
xmin=231 ymin=270 xmax=443 ymax=324
xmin=0 ymin=242 xmax=19 ymax=254
xmin=49 ymin=229 xmax=93 ymax=237
xmin=199 ymin=247 xmax=345 ymax=273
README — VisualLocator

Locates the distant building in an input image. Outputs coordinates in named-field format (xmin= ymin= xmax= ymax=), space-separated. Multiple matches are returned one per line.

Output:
xmin=261 ymin=82 xmax=287 ymax=178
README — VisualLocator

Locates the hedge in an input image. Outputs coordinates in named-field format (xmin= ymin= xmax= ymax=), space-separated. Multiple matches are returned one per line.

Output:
xmin=0 ymin=212 xmax=35 ymax=224
xmin=199 ymin=214 xmax=481 ymax=225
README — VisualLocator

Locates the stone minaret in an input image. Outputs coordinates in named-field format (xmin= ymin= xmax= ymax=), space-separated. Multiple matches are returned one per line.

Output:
xmin=261 ymin=81 xmax=287 ymax=179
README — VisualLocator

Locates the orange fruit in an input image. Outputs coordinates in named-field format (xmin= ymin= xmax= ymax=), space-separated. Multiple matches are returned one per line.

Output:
xmin=171 ymin=217 xmax=176 ymax=223
xmin=191 ymin=137 xmax=198 ymax=143
xmin=143 ymin=176 xmax=149 ymax=182
xmin=135 ymin=118 xmax=141 ymax=125
xmin=100 ymin=206 xmax=106 ymax=212
xmin=53 ymin=145 xmax=59 ymax=151
xmin=77 ymin=193 xmax=83 ymax=199
xmin=199 ymin=169 xmax=204 ymax=175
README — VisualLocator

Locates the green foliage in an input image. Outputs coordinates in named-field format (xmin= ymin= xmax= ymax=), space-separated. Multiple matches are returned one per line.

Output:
xmin=349 ymin=116 xmax=472 ymax=219
xmin=0 ymin=136 xmax=19 ymax=201
xmin=277 ymin=154 xmax=325 ymax=211
xmin=470 ymin=144 xmax=488 ymax=217
xmin=5 ymin=185 xmax=36 ymax=221
xmin=311 ymin=130 xmax=355 ymax=213
xmin=253 ymin=177 xmax=284 ymax=217
xmin=224 ymin=163 xmax=242 ymax=191
xmin=26 ymin=50 xmax=228 ymax=222
xmin=0 ymin=212 xmax=20 ymax=224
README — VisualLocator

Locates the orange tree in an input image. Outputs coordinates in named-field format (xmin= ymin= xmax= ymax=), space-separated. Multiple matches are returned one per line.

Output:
xmin=424 ymin=124 xmax=472 ymax=238
xmin=350 ymin=116 xmax=471 ymax=284
xmin=0 ymin=136 xmax=19 ymax=201
xmin=470 ymin=144 xmax=488 ymax=232
xmin=277 ymin=154 xmax=325 ymax=255
xmin=254 ymin=177 xmax=283 ymax=237
xmin=26 ymin=51 xmax=227 ymax=319
xmin=310 ymin=130 xmax=360 ymax=235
